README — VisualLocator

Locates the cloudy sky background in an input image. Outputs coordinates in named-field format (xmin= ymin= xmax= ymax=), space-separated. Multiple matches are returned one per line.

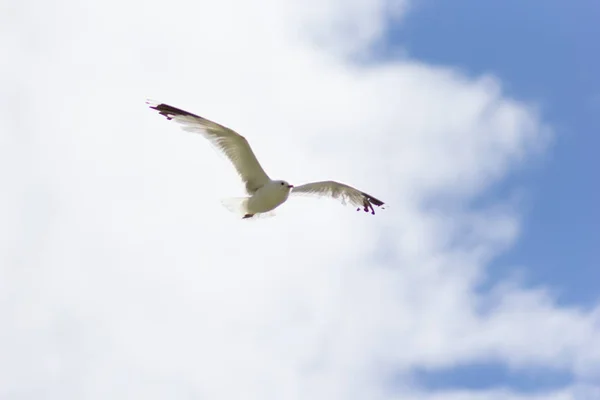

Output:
xmin=1 ymin=0 xmax=598 ymax=399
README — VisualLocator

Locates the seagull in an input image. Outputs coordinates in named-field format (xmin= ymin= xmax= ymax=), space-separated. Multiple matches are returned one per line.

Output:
xmin=147 ymin=100 xmax=385 ymax=219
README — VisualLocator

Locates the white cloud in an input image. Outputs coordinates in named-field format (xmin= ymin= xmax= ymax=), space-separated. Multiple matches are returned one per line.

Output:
xmin=0 ymin=0 xmax=598 ymax=399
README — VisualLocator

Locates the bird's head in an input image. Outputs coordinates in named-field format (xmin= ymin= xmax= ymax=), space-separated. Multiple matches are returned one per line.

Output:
xmin=275 ymin=180 xmax=294 ymax=190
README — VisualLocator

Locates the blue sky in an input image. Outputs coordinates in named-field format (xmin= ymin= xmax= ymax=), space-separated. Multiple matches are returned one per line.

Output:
xmin=390 ymin=0 xmax=599 ymax=305
xmin=386 ymin=0 xmax=600 ymax=393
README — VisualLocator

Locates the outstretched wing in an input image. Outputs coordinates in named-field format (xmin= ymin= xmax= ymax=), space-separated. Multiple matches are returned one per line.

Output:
xmin=147 ymin=100 xmax=271 ymax=194
xmin=291 ymin=180 xmax=385 ymax=215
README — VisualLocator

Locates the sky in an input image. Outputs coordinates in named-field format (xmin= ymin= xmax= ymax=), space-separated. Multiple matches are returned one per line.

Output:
xmin=389 ymin=0 xmax=600 ymax=309
xmin=1 ymin=0 xmax=598 ymax=399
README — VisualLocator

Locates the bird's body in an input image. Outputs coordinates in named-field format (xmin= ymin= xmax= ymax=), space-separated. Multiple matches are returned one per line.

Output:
xmin=147 ymin=100 xmax=385 ymax=219
xmin=245 ymin=179 xmax=293 ymax=216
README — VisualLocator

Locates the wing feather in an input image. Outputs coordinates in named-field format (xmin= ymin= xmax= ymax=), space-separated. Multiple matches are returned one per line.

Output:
xmin=292 ymin=180 xmax=385 ymax=215
xmin=147 ymin=100 xmax=270 ymax=194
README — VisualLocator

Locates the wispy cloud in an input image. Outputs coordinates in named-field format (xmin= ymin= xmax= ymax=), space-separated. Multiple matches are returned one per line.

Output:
xmin=0 ymin=0 xmax=597 ymax=399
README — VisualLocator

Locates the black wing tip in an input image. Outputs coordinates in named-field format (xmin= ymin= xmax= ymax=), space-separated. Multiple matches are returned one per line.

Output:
xmin=361 ymin=191 xmax=384 ymax=207
xmin=358 ymin=192 xmax=385 ymax=215
xmin=146 ymin=100 xmax=200 ymax=120
xmin=366 ymin=195 xmax=384 ymax=207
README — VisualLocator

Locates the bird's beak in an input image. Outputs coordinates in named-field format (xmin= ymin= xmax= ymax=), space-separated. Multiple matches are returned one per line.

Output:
xmin=288 ymin=184 xmax=294 ymax=188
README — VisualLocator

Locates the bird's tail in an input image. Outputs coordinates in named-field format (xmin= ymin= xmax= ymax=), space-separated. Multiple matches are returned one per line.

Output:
xmin=220 ymin=197 xmax=277 ymax=220
xmin=220 ymin=197 xmax=250 ymax=217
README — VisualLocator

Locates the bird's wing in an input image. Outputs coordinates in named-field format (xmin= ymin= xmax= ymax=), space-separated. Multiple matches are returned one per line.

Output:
xmin=147 ymin=100 xmax=271 ymax=194
xmin=291 ymin=180 xmax=385 ymax=215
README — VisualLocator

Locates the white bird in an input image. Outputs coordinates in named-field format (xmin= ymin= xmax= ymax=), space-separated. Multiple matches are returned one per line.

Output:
xmin=147 ymin=100 xmax=385 ymax=219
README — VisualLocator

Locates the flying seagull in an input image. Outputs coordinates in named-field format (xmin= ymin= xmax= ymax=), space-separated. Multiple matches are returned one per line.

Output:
xmin=147 ymin=100 xmax=385 ymax=219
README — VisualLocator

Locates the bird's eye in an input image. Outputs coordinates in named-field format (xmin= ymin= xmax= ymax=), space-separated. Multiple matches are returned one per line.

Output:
xmin=281 ymin=182 xmax=284 ymax=186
